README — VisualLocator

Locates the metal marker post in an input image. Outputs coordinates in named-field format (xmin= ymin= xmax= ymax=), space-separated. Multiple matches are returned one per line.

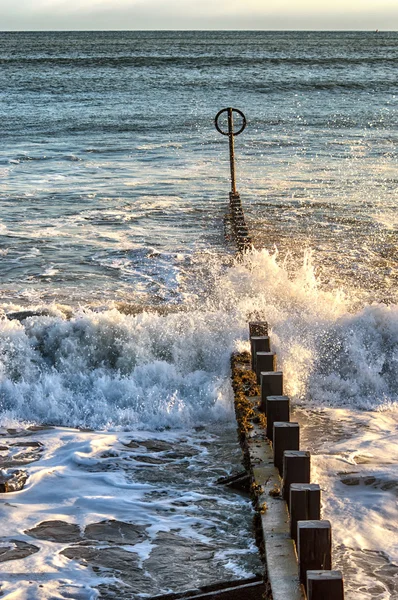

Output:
xmin=215 ymin=107 xmax=246 ymax=196
xmin=228 ymin=108 xmax=236 ymax=194
xmin=215 ymin=107 xmax=251 ymax=253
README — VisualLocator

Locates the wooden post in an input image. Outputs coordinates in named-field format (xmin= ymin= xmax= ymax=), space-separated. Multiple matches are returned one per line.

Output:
xmin=249 ymin=321 xmax=268 ymax=338
xmin=265 ymin=396 xmax=290 ymax=440
xmin=307 ymin=570 xmax=344 ymax=600
xmin=238 ymin=239 xmax=251 ymax=251
xmin=255 ymin=352 xmax=276 ymax=384
xmin=250 ymin=336 xmax=270 ymax=371
xmin=236 ymin=227 xmax=249 ymax=236
xmin=273 ymin=422 xmax=299 ymax=473
xmin=290 ymin=483 xmax=321 ymax=543
xmin=260 ymin=372 xmax=283 ymax=409
xmin=297 ymin=521 xmax=332 ymax=589
xmin=282 ymin=450 xmax=310 ymax=506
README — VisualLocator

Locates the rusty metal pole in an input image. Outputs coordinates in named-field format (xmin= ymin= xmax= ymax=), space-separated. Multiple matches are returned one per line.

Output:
xmin=215 ymin=107 xmax=251 ymax=253
xmin=228 ymin=108 xmax=237 ymax=195
xmin=215 ymin=107 xmax=246 ymax=197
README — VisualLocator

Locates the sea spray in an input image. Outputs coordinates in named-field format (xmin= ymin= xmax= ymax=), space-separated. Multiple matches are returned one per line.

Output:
xmin=0 ymin=308 xmax=238 ymax=429
xmin=0 ymin=249 xmax=397 ymax=599
xmin=212 ymin=249 xmax=398 ymax=411
xmin=1 ymin=249 xmax=397 ymax=430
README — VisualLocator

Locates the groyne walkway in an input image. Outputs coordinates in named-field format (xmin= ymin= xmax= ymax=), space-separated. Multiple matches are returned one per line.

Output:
xmin=221 ymin=112 xmax=345 ymax=598
xmin=150 ymin=110 xmax=347 ymax=600
xmin=231 ymin=321 xmax=345 ymax=600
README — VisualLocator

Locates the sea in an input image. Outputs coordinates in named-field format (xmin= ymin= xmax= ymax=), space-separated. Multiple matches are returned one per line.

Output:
xmin=0 ymin=30 xmax=397 ymax=599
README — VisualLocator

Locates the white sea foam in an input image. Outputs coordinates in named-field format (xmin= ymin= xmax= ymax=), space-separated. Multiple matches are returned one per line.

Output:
xmin=0 ymin=249 xmax=397 ymax=598
xmin=0 ymin=425 xmax=259 ymax=599
xmin=372 ymin=211 xmax=398 ymax=231
xmin=0 ymin=306 xmax=238 ymax=430
xmin=209 ymin=249 xmax=397 ymax=412
xmin=1 ymin=249 xmax=397 ymax=427
xmin=136 ymin=143 xmax=183 ymax=151
xmin=300 ymin=407 xmax=398 ymax=600
xmin=41 ymin=267 xmax=60 ymax=277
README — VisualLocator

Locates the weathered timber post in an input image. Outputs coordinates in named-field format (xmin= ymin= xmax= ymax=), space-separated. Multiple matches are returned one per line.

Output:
xmin=230 ymin=195 xmax=242 ymax=207
xmin=249 ymin=321 xmax=268 ymax=338
xmin=290 ymin=483 xmax=321 ymax=543
xmin=235 ymin=220 xmax=247 ymax=229
xmin=240 ymin=321 xmax=345 ymax=599
xmin=307 ymin=570 xmax=344 ymax=600
xmin=297 ymin=521 xmax=332 ymax=590
xmin=237 ymin=238 xmax=250 ymax=252
xmin=273 ymin=422 xmax=299 ymax=473
xmin=260 ymin=372 xmax=283 ymax=410
xmin=256 ymin=352 xmax=276 ymax=383
xmin=231 ymin=207 xmax=243 ymax=218
xmin=228 ymin=110 xmax=237 ymax=195
xmin=266 ymin=396 xmax=290 ymax=440
xmin=250 ymin=336 xmax=270 ymax=371
xmin=282 ymin=450 xmax=310 ymax=506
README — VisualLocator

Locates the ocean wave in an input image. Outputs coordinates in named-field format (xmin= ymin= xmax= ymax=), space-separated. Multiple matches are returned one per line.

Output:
xmin=0 ymin=56 xmax=397 ymax=68
xmin=0 ymin=250 xmax=396 ymax=430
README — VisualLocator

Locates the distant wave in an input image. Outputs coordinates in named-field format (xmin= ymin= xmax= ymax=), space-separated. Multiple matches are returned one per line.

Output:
xmin=0 ymin=56 xmax=397 ymax=68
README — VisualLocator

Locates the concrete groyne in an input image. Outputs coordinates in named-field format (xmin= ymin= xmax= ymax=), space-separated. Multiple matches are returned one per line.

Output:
xmin=231 ymin=320 xmax=345 ymax=600
xmin=228 ymin=192 xmax=252 ymax=253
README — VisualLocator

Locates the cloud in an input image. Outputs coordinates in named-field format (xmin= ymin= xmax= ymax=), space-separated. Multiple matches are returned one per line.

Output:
xmin=28 ymin=0 xmax=398 ymax=15
xmin=0 ymin=0 xmax=397 ymax=30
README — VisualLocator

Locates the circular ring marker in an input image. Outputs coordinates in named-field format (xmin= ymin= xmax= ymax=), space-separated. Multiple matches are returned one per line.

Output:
xmin=215 ymin=108 xmax=247 ymax=136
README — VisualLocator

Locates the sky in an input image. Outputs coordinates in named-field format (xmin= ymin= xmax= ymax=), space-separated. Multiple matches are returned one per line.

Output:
xmin=0 ymin=0 xmax=397 ymax=31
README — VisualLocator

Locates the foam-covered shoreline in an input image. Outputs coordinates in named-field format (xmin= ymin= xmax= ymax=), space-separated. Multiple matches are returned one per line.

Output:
xmin=0 ymin=425 xmax=260 ymax=599
xmin=0 ymin=249 xmax=397 ymax=598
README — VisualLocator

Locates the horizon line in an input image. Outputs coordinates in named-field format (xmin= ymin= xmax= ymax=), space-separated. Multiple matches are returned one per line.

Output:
xmin=0 ymin=28 xmax=396 ymax=32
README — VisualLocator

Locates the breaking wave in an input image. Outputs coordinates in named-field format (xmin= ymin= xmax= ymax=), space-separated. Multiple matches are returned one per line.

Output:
xmin=0 ymin=249 xmax=396 ymax=430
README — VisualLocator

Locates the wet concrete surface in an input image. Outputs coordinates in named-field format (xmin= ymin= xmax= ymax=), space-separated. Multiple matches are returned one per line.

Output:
xmin=0 ymin=426 xmax=262 ymax=599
